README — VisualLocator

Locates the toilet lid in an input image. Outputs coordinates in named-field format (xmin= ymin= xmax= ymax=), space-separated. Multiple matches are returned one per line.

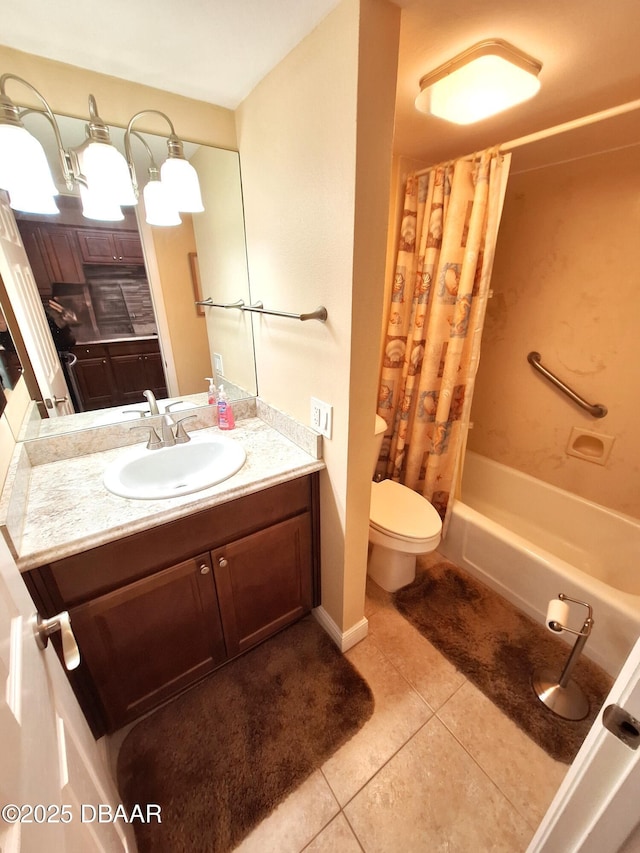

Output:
xmin=370 ymin=479 xmax=442 ymax=540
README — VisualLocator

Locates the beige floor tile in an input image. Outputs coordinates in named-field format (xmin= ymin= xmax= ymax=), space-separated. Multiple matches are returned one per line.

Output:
xmin=234 ymin=770 xmax=339 ymax=853
xmin=438 ymin=680 xmax=568 ymax=828
xmin=344 ymin=716 xmax=533 ymax=853
xmin=321 ymin=636 xmax=432 ymax=806
xmin=368 ymin=603 xmax=466 ymax=711
xmin=365 ymin=575 xmax=393 ymax=617
xmin=303 ymin=813 xmax=362 ymax=852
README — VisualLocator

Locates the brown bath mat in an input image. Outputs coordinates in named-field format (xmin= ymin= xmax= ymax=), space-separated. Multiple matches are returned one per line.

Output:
xmin=116 ymin=616 xmax=374 ymax=852
xmin=392 ymin=561 xmax=613 ymax=763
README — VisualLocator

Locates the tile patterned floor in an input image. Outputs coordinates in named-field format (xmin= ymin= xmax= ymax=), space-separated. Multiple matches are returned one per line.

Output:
xmin=235 ymin=552 xmax=569 ymax=853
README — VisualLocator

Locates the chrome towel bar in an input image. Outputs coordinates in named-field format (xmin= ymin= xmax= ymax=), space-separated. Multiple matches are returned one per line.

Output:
xmin=527 ymin=352 xmax=607 ymax=418
xmin=195 ymin=298 xmax=328 ymax=322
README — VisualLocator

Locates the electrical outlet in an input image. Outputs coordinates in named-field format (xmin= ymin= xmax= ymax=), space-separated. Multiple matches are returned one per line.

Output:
xmin=213 ymin=352 xmax=224 ymax=376
xmin=310 ymin=397 xmax=332 ymax=439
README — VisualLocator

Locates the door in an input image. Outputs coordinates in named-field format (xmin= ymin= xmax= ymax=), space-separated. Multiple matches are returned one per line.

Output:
xmin=0 ymin=537 xmax=133 ymax=852
xmin=213 ymin=514 xmax=313 ymax=657
xmin=70 ymin=553 xmax=227 ymax=732
xmin=0 ymin=193 xmax=74 ymax=416
xmin=528 ymin=637 xmax=640 ymax=852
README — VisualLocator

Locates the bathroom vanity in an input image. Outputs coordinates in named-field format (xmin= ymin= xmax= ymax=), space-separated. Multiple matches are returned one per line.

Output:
xmin=4 ymin=411 xmax=324 ymax=737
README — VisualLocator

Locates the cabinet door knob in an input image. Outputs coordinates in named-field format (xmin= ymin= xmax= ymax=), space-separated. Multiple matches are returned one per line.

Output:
xmin=199 ymin=563 xmax=210 ymax=574
xmin=218 ymin=557 xmax=228 ymax=568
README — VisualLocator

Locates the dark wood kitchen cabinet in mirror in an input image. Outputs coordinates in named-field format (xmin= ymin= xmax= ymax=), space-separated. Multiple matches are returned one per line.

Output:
xmin=13 ymin=199 xmax=168 ymax=413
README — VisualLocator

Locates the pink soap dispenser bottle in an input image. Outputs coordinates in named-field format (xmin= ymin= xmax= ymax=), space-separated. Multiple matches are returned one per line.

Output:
xmin=217 ymin=385 xmax=235 ymax=430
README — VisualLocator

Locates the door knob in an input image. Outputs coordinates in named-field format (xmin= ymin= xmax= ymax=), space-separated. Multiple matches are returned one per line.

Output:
xmin=199 ymin=563 xmax=210 ymax=574
xmin=42 ymin=396 xmax=69 ymax=409
xmin=34 ymin=611 xmax=80 ymax=670
xmin=218 ymin=557 xmax=228 ymax=568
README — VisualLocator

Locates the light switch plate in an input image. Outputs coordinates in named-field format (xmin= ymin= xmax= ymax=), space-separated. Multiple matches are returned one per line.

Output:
xmin=310 ymin=397 xmax=332 ymax=439
xmin=213 ymin=352 xmax=224 ymax=376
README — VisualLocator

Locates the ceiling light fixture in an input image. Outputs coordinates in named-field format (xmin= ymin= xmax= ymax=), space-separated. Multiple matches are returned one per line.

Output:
xmin=0 ymin=73 xmax=204 ymax=223
xmin=415 ymin=39 xmax=542 ymax=125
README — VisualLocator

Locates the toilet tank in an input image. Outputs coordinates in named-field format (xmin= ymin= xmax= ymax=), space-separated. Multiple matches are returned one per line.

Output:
xmin=373 ymin=414 xmax=387 ymax=478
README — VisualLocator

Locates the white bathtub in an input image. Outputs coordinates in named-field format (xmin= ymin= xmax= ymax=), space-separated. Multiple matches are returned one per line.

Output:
xmin=439 ymin=451 xmax=640 ymax=676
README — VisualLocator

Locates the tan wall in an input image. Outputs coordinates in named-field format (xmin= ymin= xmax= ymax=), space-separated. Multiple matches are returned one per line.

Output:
xmin=0 ymin=44 xmax=236 ymax=148
xmin=191 ymin=147 xmax=255 ymax=395
xmin=236 ymin=0 xmax=400 ymax=632
xmin=468 ymin=145 xmax=640 ymax=518
xmin=146 ymin=216 xmax=211 ymax=396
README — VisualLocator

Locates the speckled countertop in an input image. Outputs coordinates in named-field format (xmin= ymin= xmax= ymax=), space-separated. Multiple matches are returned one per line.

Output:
xmin=12 ymin=416 xmax=324 ymax=573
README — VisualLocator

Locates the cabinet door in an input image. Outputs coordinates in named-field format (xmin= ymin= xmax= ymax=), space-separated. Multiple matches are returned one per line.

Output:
xmin=39 ymin=227 xmax=85 ymax=283
xmin=18 ymin=223 xmax=85 ymax=292
xmin=73 ymin=356 xmax=117 ymax=410
xmin=77 ymin=229 xmax=143 ymax=264
xmin=70 ymin=554 xmax=227 ymax=732
xmin=213 ymin=514 xmax=313 ymax=657
xmin=114 ymin=231 xmax=144 ymax=263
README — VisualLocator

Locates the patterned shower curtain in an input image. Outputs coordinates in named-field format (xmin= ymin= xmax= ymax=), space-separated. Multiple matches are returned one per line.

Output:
xmin=376 ymin=147 xmax=510 ymax=530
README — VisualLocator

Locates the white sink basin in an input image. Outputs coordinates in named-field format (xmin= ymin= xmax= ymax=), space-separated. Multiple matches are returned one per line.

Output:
xmin=103 ymin=432 xmax=246 ymax=500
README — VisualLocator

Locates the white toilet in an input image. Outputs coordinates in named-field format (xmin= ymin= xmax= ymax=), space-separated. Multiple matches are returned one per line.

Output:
xmin=368 ymin=414 xmax=442 ymax=592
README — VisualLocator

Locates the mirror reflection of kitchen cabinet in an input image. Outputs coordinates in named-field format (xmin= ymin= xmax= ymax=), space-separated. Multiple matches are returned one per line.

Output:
xmin=18 ymin=222 xmax=85 ymax=295
xmin=73 ymin=340 xmax=167 ymax=410
xmin=76 ymin=229 xmax=145 ymax=265
xmin=108 ymin=340 xmax=166 ymax=406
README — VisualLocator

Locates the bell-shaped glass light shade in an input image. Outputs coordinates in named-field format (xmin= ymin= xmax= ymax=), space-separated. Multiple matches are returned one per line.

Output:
xmin=79 ymin=183 xmax=124 ymax=222
xmin=160 ymin=157 xmax=204 ymax=213
xmin=143 ymin=178 xmax=181 ymax=226
xmin=0 ymin=124 xmax=59 ymax=209
xmin=78 ymin=140 xmax=138 ymax=208
xmin=8 ymin=189 xmax=59 ymax=215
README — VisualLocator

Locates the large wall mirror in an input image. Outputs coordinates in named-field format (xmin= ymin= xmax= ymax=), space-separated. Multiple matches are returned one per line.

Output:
xmin=0 ymin=110 xmax=257 ymax=441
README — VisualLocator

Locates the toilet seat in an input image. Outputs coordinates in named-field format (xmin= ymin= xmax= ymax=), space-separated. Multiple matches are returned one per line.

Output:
xmin=370 ymin=479 xmax=442 ymax=542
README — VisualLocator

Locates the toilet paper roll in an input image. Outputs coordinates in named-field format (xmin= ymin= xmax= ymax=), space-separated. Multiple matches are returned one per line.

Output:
xmin=546 ymin=598 xmax=570 ymax=632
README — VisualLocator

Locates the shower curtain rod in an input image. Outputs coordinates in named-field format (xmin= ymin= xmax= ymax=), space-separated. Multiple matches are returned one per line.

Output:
xmin=411 ymin=98 xmax=640 ymax=175
xmin=499 ymin=97 xmax=640 ymax=152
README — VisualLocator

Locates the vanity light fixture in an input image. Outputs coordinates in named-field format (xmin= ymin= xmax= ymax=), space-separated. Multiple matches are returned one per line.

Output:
xmin=125 ymin=129 xmax=181 ymax=227
xmin=125 ymin=110 xmax=204 ymax=216
xmin=415 ymin=39 xmax=542 ymax=125
xmin=0 ymin=74 xmax=62 ymax=214
xmin=0 ymin=73 xmax=204 ymax=222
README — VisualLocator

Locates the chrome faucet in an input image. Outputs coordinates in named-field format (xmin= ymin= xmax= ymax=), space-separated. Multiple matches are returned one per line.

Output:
xmin=160 ymin=414 xmax=176 ymax=447
xmin=143 ymin=389 xmax=160 ymax=415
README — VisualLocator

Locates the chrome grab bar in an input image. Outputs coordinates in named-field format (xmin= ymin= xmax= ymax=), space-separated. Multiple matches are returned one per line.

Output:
xmin=527 ymin=352 xmax=607 ymax=418
xmin=195 ymin=297 xmax=328 ymax=322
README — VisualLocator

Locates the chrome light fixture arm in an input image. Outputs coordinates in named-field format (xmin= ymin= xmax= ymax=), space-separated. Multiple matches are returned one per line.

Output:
xmin=124 ymin=108 xmax=179 ymax=185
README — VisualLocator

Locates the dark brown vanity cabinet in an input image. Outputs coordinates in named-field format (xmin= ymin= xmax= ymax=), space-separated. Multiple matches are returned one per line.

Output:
xmin=24 ymin=474 xmax=320 ymax=736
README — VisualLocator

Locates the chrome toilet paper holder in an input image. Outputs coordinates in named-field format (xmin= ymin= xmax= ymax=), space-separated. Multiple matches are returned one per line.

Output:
xmin=533 ymin=593 xmax=594 ymax=721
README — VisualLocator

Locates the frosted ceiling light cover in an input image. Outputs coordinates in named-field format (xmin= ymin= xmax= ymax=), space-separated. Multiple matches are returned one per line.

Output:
xmin=416 ymin=40 xmax=542 ymax=125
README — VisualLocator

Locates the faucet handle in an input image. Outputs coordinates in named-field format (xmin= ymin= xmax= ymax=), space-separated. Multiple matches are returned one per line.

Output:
xmin=173 ymin=414 xmax=197 ymax=443
xmin=129 ymin=424 xmax=163 ymax=450
xmin=126 ymin=408 xmax=149 ymax=418
xmin=164 ymin=401 xmax=185 ymax=413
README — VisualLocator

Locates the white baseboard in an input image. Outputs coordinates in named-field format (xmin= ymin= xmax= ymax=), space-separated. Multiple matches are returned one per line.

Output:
xmin=313 ymin=606 xmax=369 ymax=652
